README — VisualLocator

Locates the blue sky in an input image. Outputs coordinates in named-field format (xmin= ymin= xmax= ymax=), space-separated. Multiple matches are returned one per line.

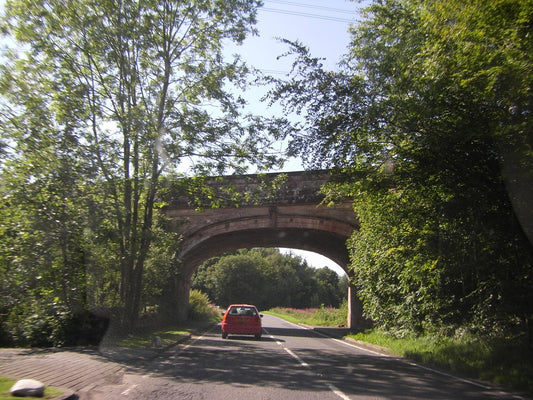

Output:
xmin=226 ymin=0 xmax=361 ymax=159
xmin=232 ymin=0 xmax=359 ymax=73
xmin=235 ymin=0 xmax=361 ymax=275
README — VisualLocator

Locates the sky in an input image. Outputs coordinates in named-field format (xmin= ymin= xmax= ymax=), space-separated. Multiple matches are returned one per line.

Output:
xmin=229 ymin=0 xmax=362 ymax=275
xmin=225 ymin=0 xmax=361 ymax=136
xmin=228 ymin=0 xmax=360 ymax=75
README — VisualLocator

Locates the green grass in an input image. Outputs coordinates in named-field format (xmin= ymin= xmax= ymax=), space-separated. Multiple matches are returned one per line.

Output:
xmin=0 ymin=377 xmax=63 ymax=400
xmin=114 ymin=327 xmax=190 ymax=348
xmin=265 ymin=305 xmax=347 ymax=327
xmin=349 ymin=329 xmax=533 ymax=393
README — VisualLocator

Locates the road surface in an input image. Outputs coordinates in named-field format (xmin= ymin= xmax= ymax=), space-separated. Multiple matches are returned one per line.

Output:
xmin=91 ymin=314 xmax=527 ymax=399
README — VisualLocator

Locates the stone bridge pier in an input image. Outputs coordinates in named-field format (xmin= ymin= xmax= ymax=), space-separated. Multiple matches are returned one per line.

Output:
xmin=164 ymin=171 xmax=365 ymax=330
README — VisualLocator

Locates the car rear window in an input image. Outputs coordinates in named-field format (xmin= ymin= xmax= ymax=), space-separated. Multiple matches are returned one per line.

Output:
xmin=228 ymin=306 xmax=257 ymax=316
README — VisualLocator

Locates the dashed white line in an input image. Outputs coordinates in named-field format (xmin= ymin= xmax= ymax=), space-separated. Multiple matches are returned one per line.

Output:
xmin=121 ymin=384 xmax=138 ymax=396
xmin=326 ymin=383 xmax=352 ymax=400
xmin=283 ymin=347 xmax=310 ymax=369
xmin=264 ymin=327 xmax=351 ymax=400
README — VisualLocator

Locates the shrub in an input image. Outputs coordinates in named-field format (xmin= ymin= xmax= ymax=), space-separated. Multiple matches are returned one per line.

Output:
xmin=3 ymin=301 xmax=109 ymax=347
xmin=188 ymin=290 xmax=221 ymax=322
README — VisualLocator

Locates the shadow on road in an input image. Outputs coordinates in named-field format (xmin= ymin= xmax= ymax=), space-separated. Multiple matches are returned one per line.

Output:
xmin=263 ymin=325 xmax=349 ymax=340
xmin=93 ymin=324 xmax=527 ymax=400
xmin=3 ymin=322 xmax=528 ymax=400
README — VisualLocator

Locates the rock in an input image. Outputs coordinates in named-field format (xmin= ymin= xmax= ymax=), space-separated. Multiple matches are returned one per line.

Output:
xmin=151 ymin=335 xmax=162 ymax=348
xmin=9 ymin=379 xmax=45 ymax=397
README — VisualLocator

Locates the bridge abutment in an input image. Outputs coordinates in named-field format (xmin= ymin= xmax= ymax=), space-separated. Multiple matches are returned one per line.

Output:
xmin=176 ymin=276 xmax=192 ymax=323
xmin=348 ymin=283 xmax=365 ymax=331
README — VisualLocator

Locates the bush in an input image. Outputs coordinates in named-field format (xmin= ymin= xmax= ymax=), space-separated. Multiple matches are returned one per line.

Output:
xmin=3 ymin=301 xmax=109 ymax=347
xmin=188 ymin=290 xmax=221 ymax=322
xmin=6 ymin=301 xmax=71 ymax=347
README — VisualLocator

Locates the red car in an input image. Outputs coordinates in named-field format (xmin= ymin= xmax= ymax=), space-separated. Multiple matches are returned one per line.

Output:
xmin=221 ymin=304 xmax=263 ymax=340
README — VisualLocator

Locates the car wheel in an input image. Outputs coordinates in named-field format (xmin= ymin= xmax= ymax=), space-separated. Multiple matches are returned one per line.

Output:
xmin=222 ymin=332 xmax=228 ymax=339
xmin=254 ymin=334 xmax=261 ymax=340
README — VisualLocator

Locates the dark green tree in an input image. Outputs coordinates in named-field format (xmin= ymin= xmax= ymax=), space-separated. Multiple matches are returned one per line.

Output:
xmin=269 ymin=0 xmax=533 ymax=336
xmin=192 ymin=248 xmax=345 ymax=310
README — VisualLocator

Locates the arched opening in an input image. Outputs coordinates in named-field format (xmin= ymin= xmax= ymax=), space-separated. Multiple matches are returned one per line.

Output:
xmin=191 ymin=247 xmax=348 ymax=315
xmin=172 ymin=227 xmax=364 ymax=330
xmin=277 ymin=248 xmax=347 ymax=276
xmin=178 ymin=227 xmax=351 ymax=278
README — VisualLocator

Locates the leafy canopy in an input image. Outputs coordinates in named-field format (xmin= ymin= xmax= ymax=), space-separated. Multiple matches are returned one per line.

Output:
xmin=269 ymin=0 xmax=533 ymax=335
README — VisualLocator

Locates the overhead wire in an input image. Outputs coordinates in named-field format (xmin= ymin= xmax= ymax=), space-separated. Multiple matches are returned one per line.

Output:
xmin=261 ymin=7 xmax=354 ymax=23
xmin=261 ymin=0 xmax=357 ymax=24
xmin=265 ymin=0 xmax=358 ymax=16
xmin=255 ymin=1 xmax=358 ymax=74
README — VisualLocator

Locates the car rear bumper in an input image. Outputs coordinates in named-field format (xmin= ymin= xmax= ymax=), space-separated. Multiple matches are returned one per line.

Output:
xmin=221 ymin=323 xmax=261 ymax=334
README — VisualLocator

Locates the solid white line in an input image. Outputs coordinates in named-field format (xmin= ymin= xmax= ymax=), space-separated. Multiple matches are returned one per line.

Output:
xmin=321 ymin=333 xmax=495 ymax=391
xmin=403 ymin=360 xmax=491 ymax=390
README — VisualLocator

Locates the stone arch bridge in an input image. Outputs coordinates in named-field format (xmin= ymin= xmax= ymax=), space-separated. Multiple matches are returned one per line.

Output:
xmin=164 ymin=170 xmax=364 ymax=329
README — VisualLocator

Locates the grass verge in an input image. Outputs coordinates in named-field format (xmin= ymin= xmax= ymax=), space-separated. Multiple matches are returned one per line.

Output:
xmin=265 ymin=305 xmax=347 ymax=327
xmin=266 ymin=306 xmax=532 ymax=394
xmin=0 ymin=377 xmax=63 ymax=400
xmin=113 ymin=327 xmax=191 ymax=348
xmin=349 ymin=329 xmax=532 ymax=393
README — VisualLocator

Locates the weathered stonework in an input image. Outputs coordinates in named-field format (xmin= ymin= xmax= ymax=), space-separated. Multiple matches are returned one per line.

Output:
xmin=164 ymin=170 xmax=364 ymax=329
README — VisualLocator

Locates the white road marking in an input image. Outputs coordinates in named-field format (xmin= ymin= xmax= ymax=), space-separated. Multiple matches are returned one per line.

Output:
xmin=181 ymin=325 xmax=218 ymax=351
xmin=404 ymin=360 xmax=491 ymax=390
xmin=318 ymin=331 xmax=497 ymax=391
xmin=326 ymin=383 xmax=352 ymax=400
xmin=283 ymin=347 xmax=310 ymax=369
xmin=121 ymin=384 xmax=138 ymax=396
xmin=269 ymin=334 xmax=283 ymax=346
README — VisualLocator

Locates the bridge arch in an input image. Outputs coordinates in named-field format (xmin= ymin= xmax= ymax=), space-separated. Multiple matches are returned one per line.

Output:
xmin=164 ymin=171 xmax=364 ymax=329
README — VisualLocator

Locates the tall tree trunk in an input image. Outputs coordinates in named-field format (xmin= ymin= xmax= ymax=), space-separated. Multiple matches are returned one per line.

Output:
xmin=121 ymin=173 xmax=159 ymax=329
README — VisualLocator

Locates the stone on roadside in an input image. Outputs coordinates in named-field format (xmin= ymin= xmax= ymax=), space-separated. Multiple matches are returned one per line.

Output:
xmin=9 ymin=379 xmax=45 ymax=397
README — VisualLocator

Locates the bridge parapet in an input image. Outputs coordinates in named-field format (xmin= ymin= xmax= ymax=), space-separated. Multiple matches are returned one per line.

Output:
xmin=165 ymin=170 xmax=333 ymax=209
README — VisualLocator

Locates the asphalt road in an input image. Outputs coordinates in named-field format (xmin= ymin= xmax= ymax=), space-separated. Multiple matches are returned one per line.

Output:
xmin=90 ymin=314 xmax=527 ymax=400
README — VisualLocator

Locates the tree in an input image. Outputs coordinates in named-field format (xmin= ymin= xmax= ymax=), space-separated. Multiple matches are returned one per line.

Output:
xmin=192 ymin=248 xmax=346 ymax=309
xmin=269 ymin=0 xmax=533 ymax=336
xmin=1 ymin=0 xmax=285 ymax=329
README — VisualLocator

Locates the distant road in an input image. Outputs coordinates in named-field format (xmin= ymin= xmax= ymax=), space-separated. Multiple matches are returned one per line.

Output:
xmin=92 ymin=314 xmax=528 ymax=399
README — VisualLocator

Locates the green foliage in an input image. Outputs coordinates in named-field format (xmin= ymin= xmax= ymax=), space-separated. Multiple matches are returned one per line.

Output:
xmin=269 ymin=0 xmax=533 ymax=339
xmin=5 ymin=300 xmax=71 ymax=347
xmin=192 ymin=248 xmax=346 ymax=310
xmin=188 ymin=289 xmax=221 ymax=322
xmin=0 ymin=0 xmax=287 ymax=332
xmin=3 ymin=298 xmax=108 ymax=347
